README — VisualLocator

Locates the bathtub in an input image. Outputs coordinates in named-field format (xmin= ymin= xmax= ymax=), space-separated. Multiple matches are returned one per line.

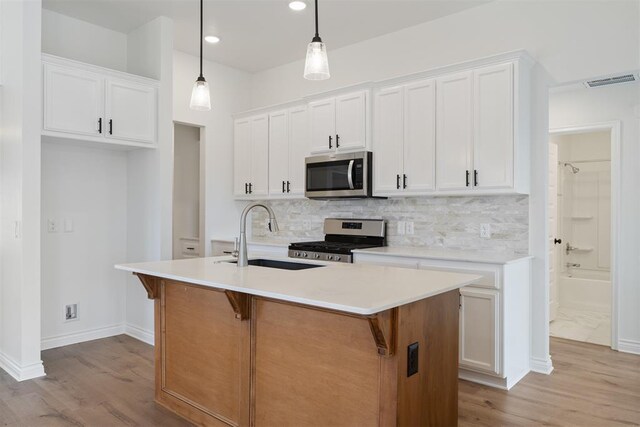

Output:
xmin=559 ymin=269 xmax=611 ymax=313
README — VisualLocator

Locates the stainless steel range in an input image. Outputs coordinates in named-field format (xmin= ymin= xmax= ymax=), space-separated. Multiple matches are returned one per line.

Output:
xmin=288 ymin=218 xmax=386 ymax=263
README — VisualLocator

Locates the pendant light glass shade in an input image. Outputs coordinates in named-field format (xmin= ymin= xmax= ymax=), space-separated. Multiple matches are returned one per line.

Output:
xmin=190 ymin=77 xmax=211 ymax=111
xmin=304 ymin=40 xmax=330 ymax=80
xmin=190 ymin=0 xmax=211 ymax=111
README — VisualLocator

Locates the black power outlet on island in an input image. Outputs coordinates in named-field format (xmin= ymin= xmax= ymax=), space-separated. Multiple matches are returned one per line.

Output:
xmin=407 ymin=342 xmax=419 ymax=377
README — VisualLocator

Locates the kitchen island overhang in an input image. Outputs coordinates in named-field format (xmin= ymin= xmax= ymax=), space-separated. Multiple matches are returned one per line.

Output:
xmin=116 ymin=256 xmax=480 ymax=426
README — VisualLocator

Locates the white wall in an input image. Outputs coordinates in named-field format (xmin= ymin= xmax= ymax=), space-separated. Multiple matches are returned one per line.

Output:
xmin=173 ymin=124 xmax=200 ymax=259
xmin=550 ymin=83 xmax=640 ymax=354
xmin=41 ymin=9 xmax=128 ymax=72
xmin=0 ymin=0 xmax=45 ymax=381
xmin=173 ymin=50 xmax=253 ymax=251
xmin=246 ymin=0 xmax=639 ymax=372
xmin=124 ymin=17 xmax=174 ymax=344
xmin=41 ymin=142 xmax=127 ymax=349
xmin=250 ymin=0 xmax=639 ymax=107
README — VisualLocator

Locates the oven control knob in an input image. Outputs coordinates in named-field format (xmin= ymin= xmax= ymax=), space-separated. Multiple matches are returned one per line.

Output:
xmin=313 ymin=254 xmax=320 ymax=259
xmin=302 ymin=252 xmax=308 ymax=258
xmin=335 ymin=256 xmax=341 ymax=261
xmin=294 ymin=252 xmax=300 ymax=257
xmin=327 ymin=255 xmax=333 ymax=260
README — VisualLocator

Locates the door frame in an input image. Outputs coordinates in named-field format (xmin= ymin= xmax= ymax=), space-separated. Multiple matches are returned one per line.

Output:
xmin=548 ymin=121 xmax=621 ymax=350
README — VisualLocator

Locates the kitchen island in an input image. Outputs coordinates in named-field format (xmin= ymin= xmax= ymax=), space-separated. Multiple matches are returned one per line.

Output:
xmin=116 ymin=256 xmax=479 ymax=427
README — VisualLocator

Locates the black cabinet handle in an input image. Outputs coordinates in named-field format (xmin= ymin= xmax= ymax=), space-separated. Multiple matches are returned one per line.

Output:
xmin=249 ymin=183 xmax=253 ymax=194
xmin=336 ymin=134 xmax=340 ymax=148
xmin=245 ymin=183 xmax=248 ymax=194
xmin=403 ymin=174 xmax=407 ymax=189
xmin=465 ymin=170 xmax=470 ymax=187
xmin=108 ymin=119 xmax=113 ymax=135
xmin=554 ymin=238 xmax=562 ymax=245
xmin=286 ymin=181 xmax=290 ymax=193
xmin=474 ymin=170 xmax=478 ymax=187
xmin=98 ymin=118 xmax=102 ymax=134
xmin=282 ymin=180 xmax=286 ymax=193
xmin=396 ymin=174 xmax=400 ymax=189
xmin=329 ymin=135 xmax=332 ymax=149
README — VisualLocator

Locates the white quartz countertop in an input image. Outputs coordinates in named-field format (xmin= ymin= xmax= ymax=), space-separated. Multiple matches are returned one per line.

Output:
xmin=352 ymin=246 xmax=533 ymax=265
xmin=115 ymin=255 xmax=479 ymax=316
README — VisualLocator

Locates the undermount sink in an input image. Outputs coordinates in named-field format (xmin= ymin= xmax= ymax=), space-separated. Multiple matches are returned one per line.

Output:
xmin=225 ymin=258 xmax=324 ymax=271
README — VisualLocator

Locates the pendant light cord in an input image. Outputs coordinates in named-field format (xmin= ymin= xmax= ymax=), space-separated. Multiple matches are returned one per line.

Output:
xmin=199 ymin=0 xmax=204 ymax=78
xmin=314 ymin=0 xmax=319 ymax=38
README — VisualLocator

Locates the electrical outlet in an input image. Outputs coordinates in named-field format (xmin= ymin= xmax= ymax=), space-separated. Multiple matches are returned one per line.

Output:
xmin=407 ymin=342 xmax=419 ymax=377
xmin=48 ymin=219 xmax=59 ymax=233
xmin=397 ymin=221 xmax=406 ymax=235
xmin=480 ymin=223 xmax=491 ymax=239
xmin=65 ymin=304 xmax=78 ymax=321
xmin=405 ymin=221 xmax=414 ymax=235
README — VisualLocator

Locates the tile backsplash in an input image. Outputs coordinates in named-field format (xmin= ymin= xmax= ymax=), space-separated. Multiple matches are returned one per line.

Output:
xmin=251 ymin=195 xmax=529 ymax=255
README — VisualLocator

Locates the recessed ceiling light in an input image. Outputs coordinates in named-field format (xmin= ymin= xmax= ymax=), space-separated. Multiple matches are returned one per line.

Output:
xmin=289 ymin=1 xmax=306 ymax=11
xmin=205 ymin=35 xmax=220 ymax=44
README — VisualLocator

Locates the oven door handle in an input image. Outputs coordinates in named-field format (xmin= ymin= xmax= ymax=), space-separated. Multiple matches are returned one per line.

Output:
xmin=347 ymin=160 xmax=355 ymax=190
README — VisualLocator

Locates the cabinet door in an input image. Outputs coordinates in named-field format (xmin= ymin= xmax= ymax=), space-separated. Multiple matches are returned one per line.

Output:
xmin=436 ymin=72 xmax=473 ymax=191
xmin=403 ymin=79 xmax=436 ymax=193
xmin=268 ymin=110 xmax=289 ymax=196
xmin=459 ymin=287 xmax=501 ymax=376
xmin=250 ymin=114 xmax=270 ymax=197
xmin=335 ymin=91 xmax=367 ymax=152
xmin=105 ymin=78 xmax=157 ymax=144
xmin=373 ymin=87 xmax=404 ymax=195
xmin=234 ymin=119 xmax=252 ymax=197
xmin=309 ymin=98 xmax=336 ymax=154
xmin=473 ymin=63 xmax=514 ymax=190
xmin=43 ymin=64 xmax=104 ymax=137
xmin=287 ymin=105 xmax=309 ymax=197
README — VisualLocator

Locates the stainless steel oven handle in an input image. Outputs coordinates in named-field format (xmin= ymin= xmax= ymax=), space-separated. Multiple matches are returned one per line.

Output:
xmin=347 ymin=160 xmax=355 ymax=190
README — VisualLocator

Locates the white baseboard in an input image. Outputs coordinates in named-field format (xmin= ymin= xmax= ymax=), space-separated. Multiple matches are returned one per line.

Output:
xmin=459 ymin=368 xmax=530 ymax=390
xmin=530 ymin=355 xmax=554 ymax=374
xmin=41 ymin=324 xmax=125 ymax=351
xmin=618 ymin=339 xmax=640 ymax=355
xmin=124 ymin=323 xmax=154 ymax=346
xmin=0 ymin=351 xmax=46 ymax=382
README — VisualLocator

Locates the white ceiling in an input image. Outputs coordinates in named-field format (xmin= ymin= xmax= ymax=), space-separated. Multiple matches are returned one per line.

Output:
xmin=42 ymin=0 xmax=491 ymax=73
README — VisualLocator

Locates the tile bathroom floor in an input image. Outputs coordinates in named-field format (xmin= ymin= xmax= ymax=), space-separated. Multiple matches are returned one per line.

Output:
xmin=550 ymin=307 xmax=611 ymax=346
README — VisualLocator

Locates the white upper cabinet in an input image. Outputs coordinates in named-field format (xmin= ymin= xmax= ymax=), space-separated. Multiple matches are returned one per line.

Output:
xmin=268 ymin=106 xmax=308 ymax=198
xmin=436 ymin=71 xmax=474 ymax=191
xmin=374 ymin=79 xmax=436 ymax=197
xmin=249 ymin=114 xmax=270 ymax=198
xmin=234 ymin=118 xmax=252 ymax=197
xmin=105 ymin=78 xmax=157 ymax=144
xmin=287 ymin=105 xmax=309 ymax=197
xmin=44 ymin=64 xmax=104 ymax=137
xmin=42 ymin=54 xmax=158 ymax=149
xmin=309 ymin=90 xmax=368 ymax=154
xmin=373 ymin=86 xmax=404 ymax=194
xmin=473 ymin=63 xmax=514 ymax=190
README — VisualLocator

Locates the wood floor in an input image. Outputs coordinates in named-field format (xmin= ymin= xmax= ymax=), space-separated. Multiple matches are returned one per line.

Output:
xmin=0 ymin=335 xmax=638 ymax=426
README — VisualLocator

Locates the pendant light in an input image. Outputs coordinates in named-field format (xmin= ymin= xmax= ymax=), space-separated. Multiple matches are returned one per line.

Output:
xmin=190 ymin=0 xmax=211 ymax=111
xmin=303 ymin=0 xmax=330 ymax=80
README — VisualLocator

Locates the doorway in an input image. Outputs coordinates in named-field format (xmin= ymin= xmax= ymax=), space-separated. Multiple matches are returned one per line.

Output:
xmin=173 ymin=123 xmax=202 ymax=260
xmin=548 ymin=123 xmax=620 ymax=348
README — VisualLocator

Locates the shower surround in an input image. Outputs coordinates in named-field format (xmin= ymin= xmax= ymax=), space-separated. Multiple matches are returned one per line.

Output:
xmin=251 ymin=195 xmax=529 ymax=255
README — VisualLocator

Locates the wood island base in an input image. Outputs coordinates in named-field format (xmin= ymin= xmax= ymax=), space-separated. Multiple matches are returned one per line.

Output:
xmin=136 ymin=273 xmax=460 ymax=427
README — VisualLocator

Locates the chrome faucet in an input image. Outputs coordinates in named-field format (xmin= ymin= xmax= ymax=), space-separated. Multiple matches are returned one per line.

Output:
xmin=237 ymin=202 xmax=279 ymax=267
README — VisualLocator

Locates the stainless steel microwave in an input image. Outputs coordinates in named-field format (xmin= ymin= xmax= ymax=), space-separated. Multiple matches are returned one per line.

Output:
xmin=305 ymin=151 xmax=373 ymax=199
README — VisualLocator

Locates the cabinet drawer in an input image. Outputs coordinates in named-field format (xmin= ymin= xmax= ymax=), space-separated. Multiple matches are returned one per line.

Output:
xmin=418 ymin=262 xmax=499 ymax=289
xmin=181 ymin=240 xmax=200 ymax=256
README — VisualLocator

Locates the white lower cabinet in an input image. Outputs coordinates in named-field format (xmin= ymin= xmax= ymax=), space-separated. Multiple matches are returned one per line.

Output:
xmin=459 ymin=287 xmax=500 ymax=375
xmin=353 ymin=251 xmax=531 ymax=390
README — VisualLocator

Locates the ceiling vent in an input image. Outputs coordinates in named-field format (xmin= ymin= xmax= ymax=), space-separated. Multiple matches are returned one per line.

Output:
xmin=584 ymin=74 xmax=638 ymax=88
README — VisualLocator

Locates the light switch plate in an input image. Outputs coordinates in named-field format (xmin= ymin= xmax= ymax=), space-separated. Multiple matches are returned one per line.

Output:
xmin=397 ymin=221 xmax=406 ymax=235
xmin=64 ymin=219 xmax=74 ymax=233
xmin=480 ymin=223 xmax=491 ymax=239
